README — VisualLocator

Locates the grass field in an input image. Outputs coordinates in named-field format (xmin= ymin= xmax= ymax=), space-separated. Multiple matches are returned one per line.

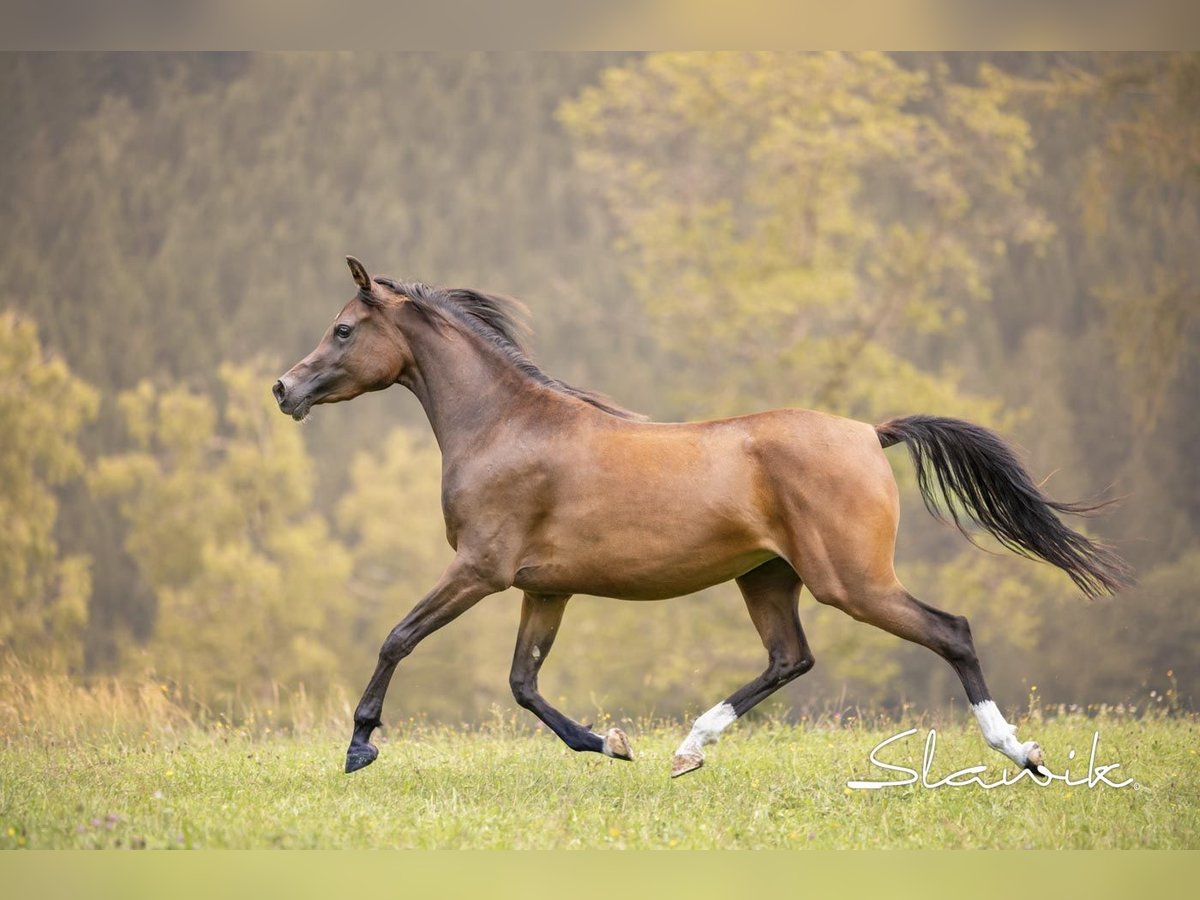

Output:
xmin=2 ymin=690 xmax=1197 ymax=849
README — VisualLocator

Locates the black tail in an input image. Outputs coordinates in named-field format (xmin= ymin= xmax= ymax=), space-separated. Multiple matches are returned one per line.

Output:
xmin=876 ymin=415 xmax=1132 ymax=599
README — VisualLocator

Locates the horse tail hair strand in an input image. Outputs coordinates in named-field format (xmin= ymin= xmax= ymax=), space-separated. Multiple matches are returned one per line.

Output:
xmin=876 ymin=414 xmax=1133 ymax=599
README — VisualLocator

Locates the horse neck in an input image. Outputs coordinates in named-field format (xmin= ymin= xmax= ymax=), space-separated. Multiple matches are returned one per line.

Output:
xmin=395 ymin=303 xmax=537 ymax=459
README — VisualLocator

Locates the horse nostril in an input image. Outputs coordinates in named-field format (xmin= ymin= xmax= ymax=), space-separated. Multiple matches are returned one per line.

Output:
xmin=272 ymin=380 xmax=286 ymax=405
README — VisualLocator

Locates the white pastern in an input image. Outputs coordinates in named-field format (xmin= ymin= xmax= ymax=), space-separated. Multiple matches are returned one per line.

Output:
xmin=972 ymin=700 xmax=1036 ymax=767
xmin=675 ymin=702 xmax=738 ymax=759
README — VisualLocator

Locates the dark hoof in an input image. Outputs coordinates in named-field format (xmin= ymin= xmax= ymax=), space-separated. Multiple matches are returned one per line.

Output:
xmin=345 ymin=742 xmax=379 ymax=774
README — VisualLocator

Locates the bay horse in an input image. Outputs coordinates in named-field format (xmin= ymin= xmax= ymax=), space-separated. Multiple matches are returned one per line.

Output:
xmin=273 ymin=257 xmax=1131 ymax=778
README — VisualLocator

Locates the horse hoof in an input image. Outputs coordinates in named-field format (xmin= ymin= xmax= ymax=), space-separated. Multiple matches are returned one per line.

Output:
xmin=602 ymin=727 xmax=634 ymax=761
xmin=345 ymin=742 xmax=379 ymax=774
xmin=1023 ymin=741 xmax=1046 ymax=774
xmin=671 ymin=752 xmax=704 ymax=778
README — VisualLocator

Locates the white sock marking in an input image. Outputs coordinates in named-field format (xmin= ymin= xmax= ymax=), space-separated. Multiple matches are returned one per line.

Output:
xmin=675 ymin=702 xmax=737 ymax=758
xmin=972 ymin=700 xmax=1031 ymax=766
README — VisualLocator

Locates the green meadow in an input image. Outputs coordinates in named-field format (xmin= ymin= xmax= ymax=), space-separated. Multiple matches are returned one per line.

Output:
xmin=3 ymin=698 xmax=1196 ymax=850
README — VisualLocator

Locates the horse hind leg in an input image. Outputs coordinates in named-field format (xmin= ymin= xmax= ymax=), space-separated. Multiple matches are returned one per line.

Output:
xmin=671 ymin=557 xmax=814 ymax=778
xmin=814 ymin=579 xmax=1045 ymax=774
xmin=509 ymin=592 xmax=632 ymax=760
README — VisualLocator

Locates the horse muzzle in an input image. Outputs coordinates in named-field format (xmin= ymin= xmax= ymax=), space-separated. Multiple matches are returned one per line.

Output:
xmin=272 ymin=376 xmax=314 ymax=421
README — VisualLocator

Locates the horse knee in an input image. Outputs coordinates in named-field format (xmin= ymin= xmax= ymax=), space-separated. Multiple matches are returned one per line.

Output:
xmin=509 ymin=674 xmax=537 ymax=709
xmin=379 ymin=632 xmax=413 ymax=666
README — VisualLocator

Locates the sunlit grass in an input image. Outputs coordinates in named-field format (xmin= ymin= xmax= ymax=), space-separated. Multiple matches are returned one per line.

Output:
xmin=2 ymin=671 xmax=1197 ymax=849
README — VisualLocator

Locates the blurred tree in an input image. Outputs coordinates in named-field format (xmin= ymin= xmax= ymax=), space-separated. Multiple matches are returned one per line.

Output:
xmin=0 ymin=312 xmax=98 ymax=672
xmin=90 ymin=363 xmax=353 ymax=702
xmin=1034 ymin=550 xmax=1200 ymax=710
xmin=559 ymin=51 xmax=1050 ymax=423
xmin=981 ymin=53 xmax=1200 ymax=573
xmin=1 ymin=52 xmax=1195 ymax=717
xmin=983 ymin=54 xmax=1199 ymax=428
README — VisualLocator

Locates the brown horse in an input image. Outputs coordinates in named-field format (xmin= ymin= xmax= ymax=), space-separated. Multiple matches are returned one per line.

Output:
xmin=274 ymin=257 xmax=1131 ymax=778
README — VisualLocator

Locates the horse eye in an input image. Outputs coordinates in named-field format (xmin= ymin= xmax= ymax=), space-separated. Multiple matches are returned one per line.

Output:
xmin=335 ymin=324 xmax=352 ymax=339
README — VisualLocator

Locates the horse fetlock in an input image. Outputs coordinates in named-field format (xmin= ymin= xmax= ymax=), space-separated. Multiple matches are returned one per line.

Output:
xmin=564 ymin=729 xmax=606 ymax=754
xmin=352 ymin=713 xmax=382 ymax=735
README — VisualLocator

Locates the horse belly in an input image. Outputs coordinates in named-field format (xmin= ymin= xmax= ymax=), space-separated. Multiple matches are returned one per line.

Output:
xmin=513 ymin=551 xmax=777 ymax=600
xmin=511 ymin=418 xmax=783 ymax=599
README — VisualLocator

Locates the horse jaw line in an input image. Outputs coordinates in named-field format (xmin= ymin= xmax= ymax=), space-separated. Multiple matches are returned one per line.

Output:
xmin=675 ymin=702 xmax=737 ymax=758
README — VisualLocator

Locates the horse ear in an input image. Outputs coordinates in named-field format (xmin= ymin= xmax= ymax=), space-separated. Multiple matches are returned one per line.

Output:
xmin=347 ymin=256 xmax=371 ymax=291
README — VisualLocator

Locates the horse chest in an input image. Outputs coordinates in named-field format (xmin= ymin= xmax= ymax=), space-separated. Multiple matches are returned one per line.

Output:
xmin=440 ymin=464 xmax=543 ymax=548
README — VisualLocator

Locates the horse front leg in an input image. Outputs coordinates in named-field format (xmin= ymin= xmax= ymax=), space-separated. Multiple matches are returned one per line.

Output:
xmin=508 ymin=592 xmax=633 ymax=760
xmin=346 ymin=558 xmax=499 ymax=773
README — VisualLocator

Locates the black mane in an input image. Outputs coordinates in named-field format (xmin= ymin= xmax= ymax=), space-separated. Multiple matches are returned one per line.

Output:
xmin=370 ymin=277 xmax=644 ymax=421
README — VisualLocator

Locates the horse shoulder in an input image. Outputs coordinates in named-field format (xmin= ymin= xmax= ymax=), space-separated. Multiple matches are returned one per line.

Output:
xmin=438 ymin=431 xmax=561 ymax=556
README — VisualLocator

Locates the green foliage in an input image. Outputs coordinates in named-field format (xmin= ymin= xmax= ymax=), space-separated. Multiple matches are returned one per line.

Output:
xmin=0 ymin=312 xmax=97 ymax=672
xmin=1080 ymin=56 xmax=1200 ymax=431
xmin=90 ymin=363 xmax=353 ymax=703
xmin=987 ymin=54 xmax=1200 ymax=432
xmin=560 ymin=52 xmax=1048 ymax=422
xmin=338 ymin=429 xmax=450 ymax=595
xmin=1039 ymin=550 xmax=1200 ymax=709
xmin=978 ymin=53 xmax=1200 ymax=572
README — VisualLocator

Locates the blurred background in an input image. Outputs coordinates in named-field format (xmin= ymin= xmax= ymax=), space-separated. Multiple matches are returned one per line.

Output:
xmin=1 ymin=52 xmax=1197 ymax=729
